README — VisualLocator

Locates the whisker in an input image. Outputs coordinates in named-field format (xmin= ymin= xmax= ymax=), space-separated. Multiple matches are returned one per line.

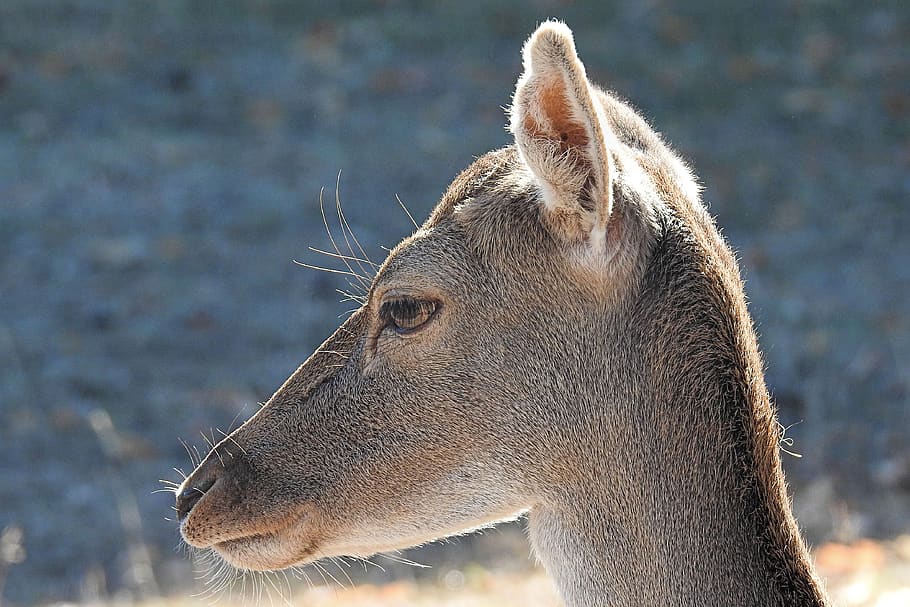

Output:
xmin=310 ymin=561 xmax=331 ymax=589
xmin=308 ymin=246 xmax=372 ymax=265
xmin=280 ymin=569 xmax=294 ymax=605
xmin=192 ymin=549 xmax=236 ymax=602
xmin=204 ymin=560 xmax=233 ymax=597
xmin=259 ymin=571 xmax=272 ymax=607
xmin=395 ymin=193 xmax=420 ymax=229
xmin=318 ymin=186 xmax=371 ymax=291
xmin=200 ymin=431 xmax=224 ymax=467
xmin=334 ymin=170 xmax=378 ymax=275
xmin=237 ymin=570 xmax=247 ymax=604
xmin=293 ymin=260 xmax=368 ymax=278
xmin=335 ymin=288 xmax=366 ymax=305
xmin=290 ymin=565 xmax=315 ymax=591
xmin=215 ymin=430 xmax=249 ymax=457
xmin=264 ymin=569 xmax=293 ymax=607
xmin=302 ymin=567 xmax=314 ymax=591
xmin=225 ymin=404 xmax=250 ymax=434
xmin=330 ymin=557 xmax=355 ymax=588
xmin=344 ymin=278 xmax=367 ymax=298
xmin=357 ymin=556 xmax=385 ymax=573
xmin=179 ymin=438 xmax=200 ymax=467
xmin=199 ymin=430 xmax=213 ymax=448
xmin=377 ymin=552 xmax=431 ymax=568
xmin=315 ymin=559 xmax=346 ymax=589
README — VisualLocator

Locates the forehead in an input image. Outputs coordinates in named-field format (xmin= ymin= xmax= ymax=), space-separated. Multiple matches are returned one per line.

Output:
xmin=423 ymin=146 xmax=522 ymax=227
xmin=373 ymin=146 xmax=541 ymax=295
xmin=377 ymin=224 xmax=471 ymax=289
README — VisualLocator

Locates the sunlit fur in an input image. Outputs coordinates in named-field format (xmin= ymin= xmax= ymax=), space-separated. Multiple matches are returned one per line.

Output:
xmin=175 ymin=21 xmax=830 ymax=606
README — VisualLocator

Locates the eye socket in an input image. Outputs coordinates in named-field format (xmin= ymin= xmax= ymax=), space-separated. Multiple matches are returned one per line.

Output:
xmin=381 ymin=298 xmax=438 ymax=335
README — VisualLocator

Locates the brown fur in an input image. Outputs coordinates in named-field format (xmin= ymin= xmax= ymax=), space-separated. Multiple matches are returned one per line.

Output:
xmin=176 ymin=21 xmax=830 ymax=606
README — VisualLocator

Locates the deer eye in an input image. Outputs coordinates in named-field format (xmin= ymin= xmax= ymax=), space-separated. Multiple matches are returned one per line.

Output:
xmin=381 ymin=298 xmax=438 ymax=335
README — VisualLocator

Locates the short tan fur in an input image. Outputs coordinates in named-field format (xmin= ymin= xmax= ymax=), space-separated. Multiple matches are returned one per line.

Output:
xmin=176 ymin=21 xmax=830 ymax=607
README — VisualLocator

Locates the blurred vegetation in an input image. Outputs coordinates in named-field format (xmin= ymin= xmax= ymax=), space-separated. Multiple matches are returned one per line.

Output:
xmin=0 ymin=0 xmax=908 ymax=605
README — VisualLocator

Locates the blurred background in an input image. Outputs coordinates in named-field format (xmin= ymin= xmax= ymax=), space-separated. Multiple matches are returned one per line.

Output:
xmin=1 ymin=1 xmax=908 ymax=605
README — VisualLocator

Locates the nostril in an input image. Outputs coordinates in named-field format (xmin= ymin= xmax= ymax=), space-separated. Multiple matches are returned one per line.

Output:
xmin=176 ymin=476 xmax=216 ymax=521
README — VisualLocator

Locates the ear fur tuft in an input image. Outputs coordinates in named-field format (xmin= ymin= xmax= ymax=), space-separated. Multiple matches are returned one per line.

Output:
xmin=509 ymin=22 xmax=613 ymax=247
xmin=522 ymin=21 xmax=582 ymax=79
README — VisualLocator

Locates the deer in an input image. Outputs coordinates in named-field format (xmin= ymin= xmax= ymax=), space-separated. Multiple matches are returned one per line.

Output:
xmin=175 ymin=21 xmax=831 ymax=606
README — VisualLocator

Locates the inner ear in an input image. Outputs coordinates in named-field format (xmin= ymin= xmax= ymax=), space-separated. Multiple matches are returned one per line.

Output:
xmin=535 ymin=81 xmax=590 ymax=151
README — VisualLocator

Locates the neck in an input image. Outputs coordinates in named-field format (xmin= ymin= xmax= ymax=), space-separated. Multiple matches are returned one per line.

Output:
xmin=517 ymin=205 xmax=830 ymax=605
xmin=528 ymin=391 xmax=830 ymax=607
xmin=531 ymin=497 xmax=826 ymax=607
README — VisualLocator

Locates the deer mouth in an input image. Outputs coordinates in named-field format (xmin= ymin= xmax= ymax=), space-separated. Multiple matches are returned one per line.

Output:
xmin=180 ymin=492 xmax=323 ymax=571
xmin=211 ymin=532 xmax=319 ymax=571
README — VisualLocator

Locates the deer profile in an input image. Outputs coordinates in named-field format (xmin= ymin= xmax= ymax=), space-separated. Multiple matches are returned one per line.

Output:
xmin=175 ymin=21 xmax=830 ymax=606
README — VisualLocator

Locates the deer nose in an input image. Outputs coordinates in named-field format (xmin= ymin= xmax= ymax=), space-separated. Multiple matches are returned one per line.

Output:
xmin=175 ymin=476 xmax=216 ymax=521
xmin=175 ymin=455 xmax=223 ymax=521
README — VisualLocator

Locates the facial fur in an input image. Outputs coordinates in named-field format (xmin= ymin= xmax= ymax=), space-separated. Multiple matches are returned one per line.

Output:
xmin=175 ymin=23 xmax=827 ymax=607
xmin=176 ymin=21 xmax=694 ymax=571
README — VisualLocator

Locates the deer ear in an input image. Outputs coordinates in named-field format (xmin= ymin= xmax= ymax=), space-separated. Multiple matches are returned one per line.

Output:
xmin=510 ymin=22 xmax=613 ymax=245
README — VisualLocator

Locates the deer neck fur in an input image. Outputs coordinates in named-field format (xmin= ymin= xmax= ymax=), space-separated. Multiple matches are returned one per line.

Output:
xmin=523 ymin=214 xmax=828 ymax=606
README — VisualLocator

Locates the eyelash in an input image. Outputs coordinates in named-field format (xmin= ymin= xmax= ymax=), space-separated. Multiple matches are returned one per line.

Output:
xmin=380 ymin=298 xmax=438 ymax=334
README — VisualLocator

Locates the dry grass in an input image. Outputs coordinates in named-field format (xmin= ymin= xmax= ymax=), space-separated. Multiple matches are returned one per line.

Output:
xmin=107 ymin=537 xmax=910 ymax=607
xmin=813 ymin=536 xmax=910 ymax=607
xmin=140 ymin=570 xmax=559 ymax=607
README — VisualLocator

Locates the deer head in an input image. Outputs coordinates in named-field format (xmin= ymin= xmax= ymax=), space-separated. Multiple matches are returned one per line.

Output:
xmin=176 ymin=21 xmax=828 ymax=606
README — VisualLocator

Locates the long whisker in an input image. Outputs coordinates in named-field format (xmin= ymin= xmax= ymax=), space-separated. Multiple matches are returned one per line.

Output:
xmin=318 ymin=186 xmax=371 ymax=292
xmin=280 ymin=569 xmax=294 ymax=605
xmin=179 ymin=438 xmax=200 ymax=467
xmin=151 ymin=487 xmax=179 ymax=494
xmin=311 ymin=561 xmax=331 ymax=589
xmin=330 ymin=557 xmax=355 ymax=588
xmin=191 ymin=444 xmax=203 ymax=466
xmin=376 ymin=552 xmax=431 ymax=568
xmin=334 ymin=170 xmax=377 ymax=276
xmin=354 ymin=556 xmax=385 ymax=573
xmin=214 ymin=429 xmax=249 ymax=457
xmin=335 ymin=288 xmax=366 ymax=305
xmin=292 ymin=260 xmax=367 ymax=278
xmin=395 ymin=193 xmax=420 ymax=229
xmin=258 ymin=571 xmax=271 ymax=607
xmin=200 ymin=431 xmax=224 ymax=467
xmin=290 ymin=565 xmax=315 ymax=590
xmin=225 ymin=404 xmax=250 ymax=434
xmin=250 ymin=575 xmax=271 ymax=605
xmin=308 ymin=246 xmax=372 ymax=265
xmin=262 ymin=570 xmax=292 ymax=607
xmin=315 ymin=559 xmax=347 ymax=589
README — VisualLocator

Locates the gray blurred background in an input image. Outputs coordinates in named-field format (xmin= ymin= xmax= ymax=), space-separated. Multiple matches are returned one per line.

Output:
xmin=1 ymin=1 xmax=908 ymax=604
